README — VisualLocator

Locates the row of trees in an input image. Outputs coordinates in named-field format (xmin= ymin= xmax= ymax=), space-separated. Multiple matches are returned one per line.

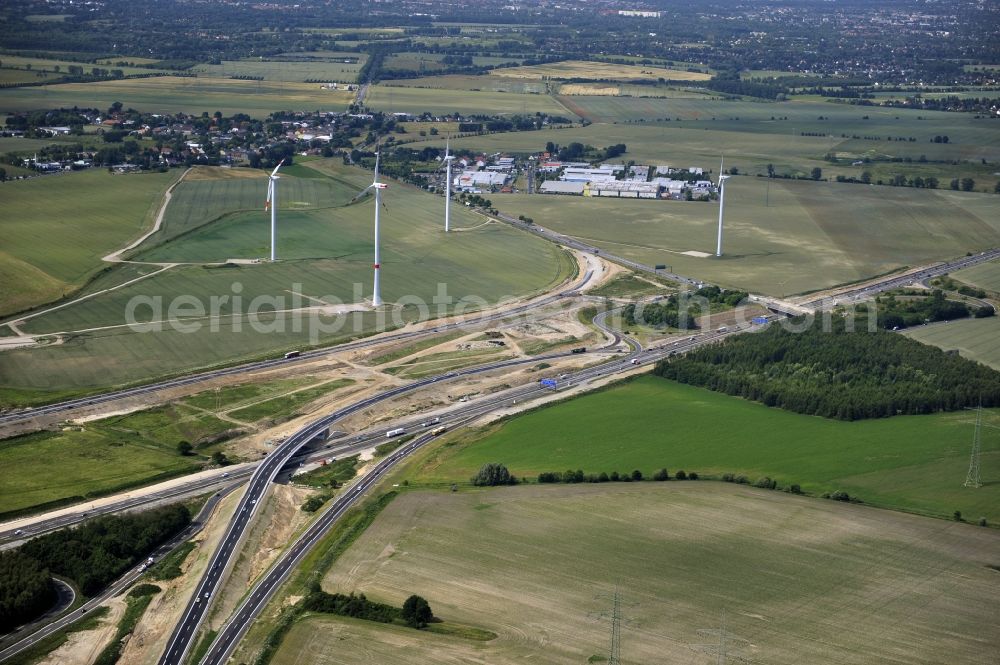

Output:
xmin=302 ymin=587 xmax=434 ymax=629
xmin=654 ymin=318 xmax=1000 ymax=420
xmin=538 ymin=468 xmax=698 ymax=483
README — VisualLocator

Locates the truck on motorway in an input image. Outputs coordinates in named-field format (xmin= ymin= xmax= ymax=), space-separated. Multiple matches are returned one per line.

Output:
xmin=571 ymin=347 xmax=586 ymax=354
xmin=386 ymin=428 xmax=406 ymax=438
xmin=431 ymin=426 xmax=447 ymax=436
xmin=284 ymin=351 xmax=301 ymax=359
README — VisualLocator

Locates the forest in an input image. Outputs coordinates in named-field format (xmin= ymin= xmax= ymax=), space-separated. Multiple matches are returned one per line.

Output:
xmin=19 ymin=504 xmax=191 ymax=596
xmin=654 ymin=319 xmax=1000 ymax=420
xmin=0 ymin=549 xmax=55 ymax=633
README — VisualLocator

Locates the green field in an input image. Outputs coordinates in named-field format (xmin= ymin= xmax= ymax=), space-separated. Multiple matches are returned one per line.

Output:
xmin=0 ymin=162 xmax=575 ymax=391
xmin=365 ymin=84 xmax=574 ymax=117
xmin=140 ymin=168 xmax=364 ymax=251
xmin=0 ymin=55 xmax=171 ymax=77
xmin=0 ymin=169 xmax=178 ymax=317
xmin=228 ymin=378 xmax=354 ymax=422
xmin=0 ymin=404 xmax=228 ymax=516
xmin=902 ymin=317 xmax=1000 ymax=370
xmin=954 ymin=258 xmax=1000 ymax=293
xmin=0 ymin=77 xmax=355 ymax=117
xmin=587 ymin=272 xmax=675 ymax=298
xmin=414 ymin=376 xmax=1000 ymax=520
xmin=191 ymin=54 xmax=367 ymax=83
xmin=181 ymin=375 xmax=328 ymax=412
xmin=281 ymin=484 xmax=1000 ymax=665
xmin=495 ymin=179 xmax=1000 ymax=295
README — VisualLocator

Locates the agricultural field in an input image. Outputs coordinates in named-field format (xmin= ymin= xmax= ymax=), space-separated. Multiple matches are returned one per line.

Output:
xmin=381 ymin=74 xmax=549 ymax=95
xmin=289 ymin=484 xmax=1000 ymax=665
xmin=413 ymin=376 xmax=1000 ymax=521
xmin=403 ymin=110 xmax=1000 ymax=190
xmin=0 ymin=168 xmax=178 ymax=317
xmin=0 ymin=55 xmax=171 ymax=77
xmin=495 ymin=179 xmax=1000 ymax=296
xmin=364 ymin=84 xmax=573 ymax=117
xmin=139 ymin=166 xmax=363 ymax=251
xmin=0 ymin=68 xmax=63 ymax=85
xmin=492 ymin=59 xmax=712 ymax=82
xmin=902 ymin=317 xmax=1000 ymax=370
xmin=0 ymin=77 xmax=355 ymax=117
xmin=191 ymin=54 xmax=366 ymax=83
xmin=0 ymin=403 xmax=225 ymax=516
xmin=953 ymin=258 xmax=1000 ymax=293
xmin=586 ymin=272 xmax=675 ymax=299
xmin=0 ymin=161 xmax=575 ymax=391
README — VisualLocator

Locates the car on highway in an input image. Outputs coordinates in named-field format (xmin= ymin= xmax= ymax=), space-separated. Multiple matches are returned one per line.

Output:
xmin=14 ymin=529 xmax=23 ymax=535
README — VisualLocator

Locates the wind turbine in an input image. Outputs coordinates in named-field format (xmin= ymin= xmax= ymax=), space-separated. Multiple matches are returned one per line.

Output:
xmin=715 ymin=157 xmax=729 ymax=258
xmin=443 ymin=137 xmax=454 ymax=233
xmin=352 ymin=149 xmax=388 ymax=307
xmin=265 ymin=160 xmax=284 ymax=262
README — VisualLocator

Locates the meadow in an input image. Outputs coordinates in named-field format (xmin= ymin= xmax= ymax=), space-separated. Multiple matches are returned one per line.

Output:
xmin=492 ymin=59 xmax=712 ymax=82
xmin=902 ymin=317 xmax=1000 ymax=370
xmin=0 ymin=169 xmax=178 ymax=317
xmin=0 ymin=77 xmax=355 ymax=117
xmin=0 ymin=162 xmax=575 ymax=391
xmin=414 ymin=376 xmax=1000 ymax=521
xmin=495 ymin=179 xmax=1000 ymax=295
xmin=0 ymin=403 xmax=225 ymax=516
xmin=287 ymin=484 xmax=1000 ymax=665
xmin=364 ymin=84 xmax=573 ymax=117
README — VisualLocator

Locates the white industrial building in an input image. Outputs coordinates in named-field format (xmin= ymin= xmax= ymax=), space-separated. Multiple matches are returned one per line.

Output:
xmin=539 ymin=181 xmax=586 ymax=195
xmin=454 ymin=170 xmax=508 ymax=191
xmin=588 ymin=180 xmax=661 ymax=199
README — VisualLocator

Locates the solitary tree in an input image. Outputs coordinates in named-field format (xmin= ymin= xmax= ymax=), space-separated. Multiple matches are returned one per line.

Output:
xmin=960 ymin=178 xmax=975 ymax=192
xmin=401 ymin=595 xmax=433 ymax=628
xmin=177 ymin=441 xmax=193 ymax=456
xmin=810 ymin=167 xmax=822 ymax=180
xmin=471 ymin=462 xmax=516 ymax=486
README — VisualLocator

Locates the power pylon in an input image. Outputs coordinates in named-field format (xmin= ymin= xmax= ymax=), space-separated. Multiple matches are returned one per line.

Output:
xmin=964 ymin=403 xmax=983 ymax=488
xmin=609 ymin=585 xmax=621 ymax=665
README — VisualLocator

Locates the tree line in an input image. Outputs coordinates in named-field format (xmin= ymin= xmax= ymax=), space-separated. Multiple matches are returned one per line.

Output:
xmin=654 ymin=318 xmax=1000 ymax=420
xmin=538 ymin=468 xmax=698 ymax=483
xmin=0 ymin=550 xmax=56 ymax=632
xmin=302 ymin=586 xmax=434 ymax=629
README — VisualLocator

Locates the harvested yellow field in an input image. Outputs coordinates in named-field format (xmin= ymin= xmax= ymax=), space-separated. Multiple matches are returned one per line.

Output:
xmin=558 ymin=83 xmax=621 ymax=96
xmin=492 ymin=60 xmax=711 ymax=82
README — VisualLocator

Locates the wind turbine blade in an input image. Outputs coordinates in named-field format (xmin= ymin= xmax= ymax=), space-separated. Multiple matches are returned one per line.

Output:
xmin=270 ymin=159 xmax=284 ymax=177
xmin=351 ymin=184 xmax=375 ymax=203
xmin=718 ymin=156 xmax=725 ymax=185
xmin=265 ymin=179 xmax=273 ymax=209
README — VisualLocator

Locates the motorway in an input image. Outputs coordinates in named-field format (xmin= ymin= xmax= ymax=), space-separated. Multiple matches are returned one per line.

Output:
xmin=154 ymin=325 xmax=636 ymax=665
xmin=195 ymin=326 xmax=747 ymax=665
xmin=0 ymin=262 xmax=605 ymax=431
xmin=0 ymin=485 xmax=240 ymax=661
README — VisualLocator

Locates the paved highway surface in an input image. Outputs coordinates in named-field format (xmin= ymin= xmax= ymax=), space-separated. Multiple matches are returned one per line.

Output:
xmin=0 ymin=486 xmax=239 ymax=662
xmin=0 ymin=266 xmax=604 ymax=430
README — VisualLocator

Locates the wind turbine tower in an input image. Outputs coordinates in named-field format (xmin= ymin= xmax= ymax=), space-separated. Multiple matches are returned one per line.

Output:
xmin=265 ymin=160 xmax=284 ymax=262
xmin=444 ymin=138 xmax=454 ymax=233
xmin=716 ymin=157 xmax=729 ymax=258
xmin=351 ymin=150 xmax=388 ymax=307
